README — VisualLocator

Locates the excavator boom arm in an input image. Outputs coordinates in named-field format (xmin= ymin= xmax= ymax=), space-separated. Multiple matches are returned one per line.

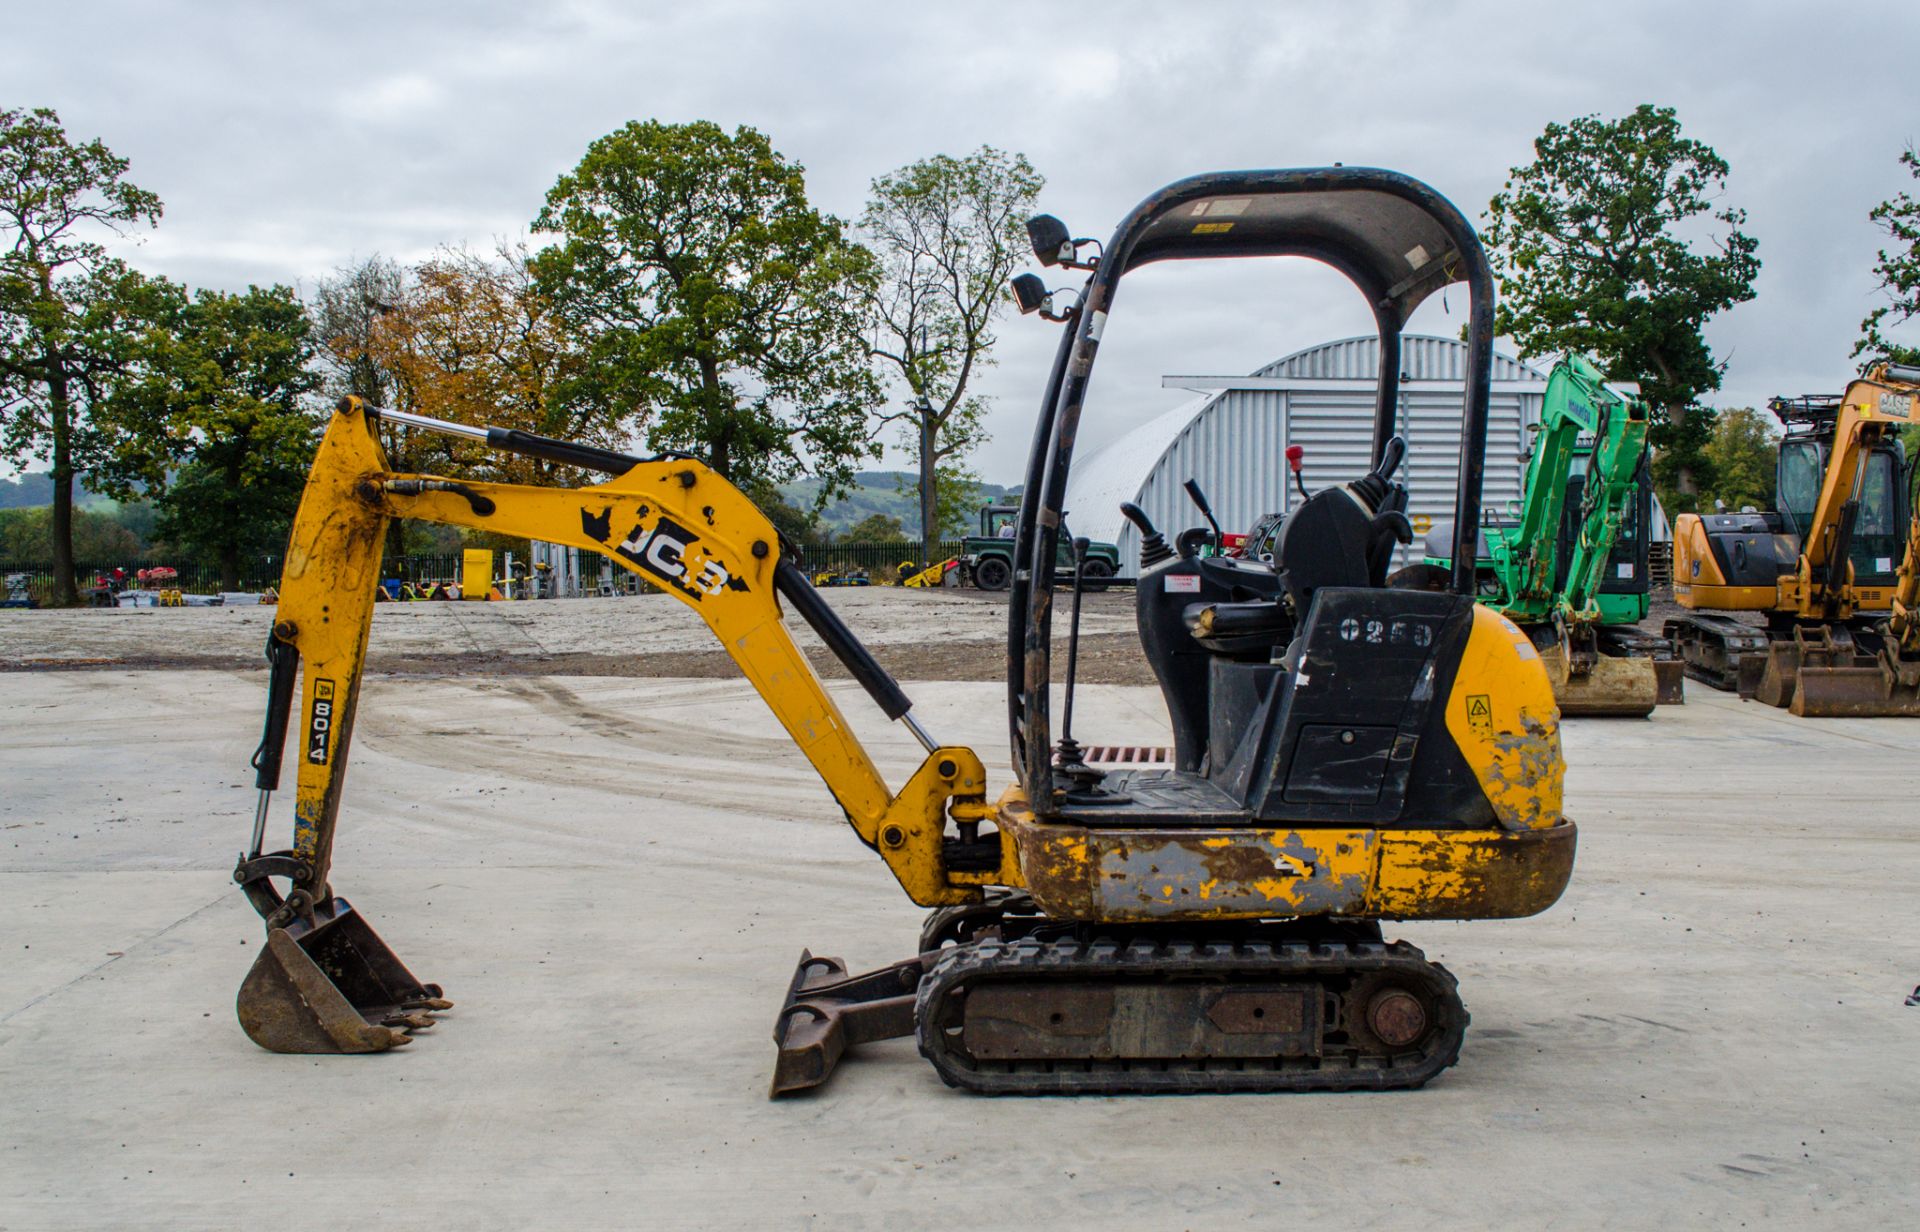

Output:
xmin=248 ymin=398 xmax=1006 ymax=922
xmin=1556 ymin=377 xmax=1650 ymax=625
xmin=1491 ymin=356 xmax=1604 ymax=619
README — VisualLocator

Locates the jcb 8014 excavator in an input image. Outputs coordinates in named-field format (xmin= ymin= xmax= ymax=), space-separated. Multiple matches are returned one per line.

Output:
xmin=1425 ymin=355 xmax=1678 ymax=716
xmin=1665 ymin=364 xmax=1919 ymax=715
xmin=234 ymin=168 xmax=1575 ymax=1095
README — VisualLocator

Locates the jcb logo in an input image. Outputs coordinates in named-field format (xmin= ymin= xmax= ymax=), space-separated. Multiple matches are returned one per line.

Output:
xmin=307 ymin=679 xmax=337 ymax=765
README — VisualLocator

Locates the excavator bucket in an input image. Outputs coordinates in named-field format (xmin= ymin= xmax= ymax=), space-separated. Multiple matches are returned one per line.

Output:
xmin=1790 ymin=667 xmax=1920 ymax=716
xmin=1753 ymin=626 xmax=1920 ymax=715
xmin=1539 ymin=642 xmax=1659 ymax=717
xmin=237 ymin=897 xmax=450 ymax=1054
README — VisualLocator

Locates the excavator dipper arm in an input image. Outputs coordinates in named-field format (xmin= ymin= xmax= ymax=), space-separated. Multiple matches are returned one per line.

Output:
xmin=235 ymin=397 xmax=1009 ymax=1053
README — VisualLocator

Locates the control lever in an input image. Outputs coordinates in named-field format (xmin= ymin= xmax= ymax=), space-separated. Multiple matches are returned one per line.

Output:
xmin=1285 ymin=445 xmax=1308 ymax=503
xmin=1119 ymin=502 xmax=1173 ymax=568
xmin=1351 ymin=434 xmax=1409 ymax=512
xmin=1182 ymin=479 xmax=1224 ymax=548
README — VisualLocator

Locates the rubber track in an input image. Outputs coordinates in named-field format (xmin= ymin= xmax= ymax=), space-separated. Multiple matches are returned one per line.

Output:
xmin=914 ymin=934 xmax=1465 ymax=1095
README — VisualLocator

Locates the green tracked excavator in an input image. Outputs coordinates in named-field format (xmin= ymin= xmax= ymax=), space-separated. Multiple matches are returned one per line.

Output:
xmin=1426 ymin=355 xmax=1680 ymax=715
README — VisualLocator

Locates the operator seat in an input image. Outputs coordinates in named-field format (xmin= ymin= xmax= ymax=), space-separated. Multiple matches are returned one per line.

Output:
xmin=1184 ymin=437 xmax=1414 ymax=657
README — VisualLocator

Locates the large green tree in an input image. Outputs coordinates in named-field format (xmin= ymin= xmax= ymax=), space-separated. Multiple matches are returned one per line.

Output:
xmin=0 ymin=107 xmax=162 ymax=603
xmin=103 ymin=284 xmax=321 ymax=589
xmin=1699 ymin=405 xmax=1777 ymax=514
xmin=1856 ymin=146 xmax=1920 ymax=369
xmin=1484 ymin=105 xmax=1761 ymax=515
xmin=532 ymin=121 xmax=880 ymax=502
xmin=862 ymin=147 xmax=1042 ymax=564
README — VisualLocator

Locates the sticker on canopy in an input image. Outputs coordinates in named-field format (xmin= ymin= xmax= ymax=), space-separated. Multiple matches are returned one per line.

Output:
xmin=1617 ymin=562 xmax=1634 ymax=579
xmin=1405 ymin=244 xmax=1431 ymax=269
xmin=1189 ymin=198 xmax=1250 ymax=218
xmin=1165 ymin=574 xmax=1201 ymax=593
xmin=1193 ymin=221 xmax=1234 ymax=235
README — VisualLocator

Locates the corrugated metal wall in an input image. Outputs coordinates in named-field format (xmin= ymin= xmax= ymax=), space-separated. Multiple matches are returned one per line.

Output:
xmin=1101 ymin=336 xmax=1544 ymax=575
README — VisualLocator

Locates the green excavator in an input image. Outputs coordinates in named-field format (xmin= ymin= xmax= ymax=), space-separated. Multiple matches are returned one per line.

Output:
xmin=1427 ymin=355 xmax=1681 ymax=716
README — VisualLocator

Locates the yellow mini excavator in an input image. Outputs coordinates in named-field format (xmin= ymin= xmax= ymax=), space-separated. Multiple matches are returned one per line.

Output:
xmin=234 ymin=167 xmax=1575 ymax=1095
xmin=1665 ymin=363 xmax=1920 ymax=715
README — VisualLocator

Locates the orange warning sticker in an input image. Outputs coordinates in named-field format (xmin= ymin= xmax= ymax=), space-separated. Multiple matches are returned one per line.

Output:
xmin=1465 ymin=694 xmax=1493 ymax=734
xmin=1193 ymin=221 xmax=1235 ymax=235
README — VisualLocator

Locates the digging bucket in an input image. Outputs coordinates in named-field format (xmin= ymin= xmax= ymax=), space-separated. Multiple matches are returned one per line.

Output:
xmin=237 ymin=897 xmax=450 ymax=1054
xmin=1543 ymin=645 xmax=1659 ymax=718
xmin=1789 ymin=666 xmax=1920 ymax=717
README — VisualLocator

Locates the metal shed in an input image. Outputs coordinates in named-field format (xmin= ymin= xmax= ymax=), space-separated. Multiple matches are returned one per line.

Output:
xmin=1065 ymin=334 xmax=1550 ymax=576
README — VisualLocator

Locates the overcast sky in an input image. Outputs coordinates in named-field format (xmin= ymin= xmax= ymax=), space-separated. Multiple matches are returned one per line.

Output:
xmin=8 ymin=0 xmax=1917 ymax=483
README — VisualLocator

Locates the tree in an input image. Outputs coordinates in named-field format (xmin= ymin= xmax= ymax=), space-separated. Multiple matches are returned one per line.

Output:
xmin=312 ymin=255 xmax=431 ymax=560
xmin=532 ymin=121 xmax=880 ymax=501
xmin=101 ymin=284 xmax=322 ymax=589
xmin=0 ymin=504 xmax=142 ymax=562
xmin=863 ymin=147 xmax=1042 ymax=567
xmin=364 ymin=243 xmax=612 ymax=487
xmin=1484 ymin=105 xmax=1761 ymax=515
xmin=0 ymin=107 xmax=162 ymax=603
xmin=844 ymin=512 xmax=907 ymax=542
xmin=1856 ymin=146 xmax=1920 ymax=369
xmin=1698 ymin=406 xmax=1777 ymax=513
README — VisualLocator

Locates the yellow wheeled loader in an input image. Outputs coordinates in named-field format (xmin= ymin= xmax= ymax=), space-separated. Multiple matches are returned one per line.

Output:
xmin=233 ymin=167 xmax=1575 ymax=1094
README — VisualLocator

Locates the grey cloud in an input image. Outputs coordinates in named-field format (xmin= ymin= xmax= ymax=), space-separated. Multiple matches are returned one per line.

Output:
xmin=7 ymin=0 xmax=1915 ymax=482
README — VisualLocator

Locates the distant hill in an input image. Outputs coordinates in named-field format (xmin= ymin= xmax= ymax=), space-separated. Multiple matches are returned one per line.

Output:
xmin=0 ymin=471 xmax=117 ymax=510
xmin=778 ymin=471 xmax=1019 ymax=537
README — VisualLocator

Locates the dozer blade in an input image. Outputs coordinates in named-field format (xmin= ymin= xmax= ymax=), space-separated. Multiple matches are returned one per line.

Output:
xmin=769 ymin=950 xmax=924 ymax=1097
xmin=1541 ymin=644 xmax=1659 ymax=718
xmin=237 ymin=897 xmax=450 ymax=1054
xmin=1789 ymin=667 xmax=1920 ymax=717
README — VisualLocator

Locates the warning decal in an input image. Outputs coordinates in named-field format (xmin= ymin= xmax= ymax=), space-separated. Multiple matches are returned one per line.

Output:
xmin=1465 ymin=694 xmax=1493 ymax=735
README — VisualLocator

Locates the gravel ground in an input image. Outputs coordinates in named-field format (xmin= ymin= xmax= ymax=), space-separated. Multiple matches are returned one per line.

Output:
xmin=0 ymin=586 xmax=1158 ymax=685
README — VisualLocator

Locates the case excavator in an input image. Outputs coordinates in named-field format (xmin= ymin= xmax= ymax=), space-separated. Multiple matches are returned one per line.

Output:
xmin=233 ymin=168 xmax=1575 ymax=1095
xmin=1425 ymin=355 xmax=1679 ymax=716
xmin=1665 ymin=364 xmax=1919 ymax=715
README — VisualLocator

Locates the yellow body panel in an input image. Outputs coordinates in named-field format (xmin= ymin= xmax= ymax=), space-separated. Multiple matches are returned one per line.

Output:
xmin=1444 ymin=606 xmax=1563 ymax=831
xmin=998 ymin=786 xmax=1575 ymax=923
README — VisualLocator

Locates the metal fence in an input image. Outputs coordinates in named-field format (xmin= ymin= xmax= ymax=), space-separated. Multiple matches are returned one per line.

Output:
xmin=1 ymin=541 xmax=971 ymax=604
xmin=792 ymin=540 xmax=966 ymax=577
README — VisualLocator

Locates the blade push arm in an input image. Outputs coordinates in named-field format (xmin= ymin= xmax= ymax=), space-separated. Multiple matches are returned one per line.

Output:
xmin=245 ymin=398 xmax=1010 ymax=925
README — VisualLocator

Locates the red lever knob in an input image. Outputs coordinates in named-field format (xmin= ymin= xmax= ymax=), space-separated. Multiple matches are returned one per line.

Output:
xmin=1284 ymin=445 xmax=1304 ymax=472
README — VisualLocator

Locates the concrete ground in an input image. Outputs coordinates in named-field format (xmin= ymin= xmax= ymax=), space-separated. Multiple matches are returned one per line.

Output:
xmin=2 ymin=603 xmax=1917 ymax=1228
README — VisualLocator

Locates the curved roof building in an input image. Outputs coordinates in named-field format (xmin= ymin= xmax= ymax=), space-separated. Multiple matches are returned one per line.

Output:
xmin=1065 ymin=334 xmax=1552 ymax=575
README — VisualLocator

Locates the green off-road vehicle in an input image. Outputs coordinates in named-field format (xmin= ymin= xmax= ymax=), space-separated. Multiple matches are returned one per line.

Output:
xmin=962 ymin=504 xmax=1121 ymax=590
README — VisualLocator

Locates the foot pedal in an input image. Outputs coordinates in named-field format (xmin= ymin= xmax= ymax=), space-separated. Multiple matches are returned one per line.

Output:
xmin=237 ymin=897 xmax=449 ymax=1054
xmin=769 ymin=950 xmax=924 ymax=1097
